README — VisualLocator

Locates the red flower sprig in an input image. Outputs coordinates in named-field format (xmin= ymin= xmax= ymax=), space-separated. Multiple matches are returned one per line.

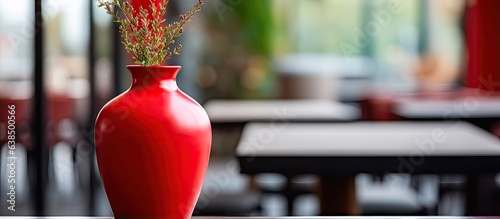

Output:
xmin=97 ymin=0 xmax=203 ymax=66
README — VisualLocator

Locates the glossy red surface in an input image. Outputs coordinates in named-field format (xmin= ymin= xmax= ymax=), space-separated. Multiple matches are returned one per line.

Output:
xmin=95 ymin=66 xmax=211 ymax=219
xmin=130 ymin=0 xmax=163 ymax=21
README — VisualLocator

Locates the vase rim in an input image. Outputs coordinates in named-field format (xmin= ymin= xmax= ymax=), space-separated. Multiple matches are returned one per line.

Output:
xmin=126 ymin=65 xmax=181 ymax=69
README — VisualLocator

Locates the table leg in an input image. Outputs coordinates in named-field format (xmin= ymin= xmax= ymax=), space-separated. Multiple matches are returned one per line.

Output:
xmin=318 ymin=176 xmax=359 ymax=215
xmin=465 ymin=175 xmax=496 ymax=215
xmin=285 ymin=177 xmax=294 ymax=216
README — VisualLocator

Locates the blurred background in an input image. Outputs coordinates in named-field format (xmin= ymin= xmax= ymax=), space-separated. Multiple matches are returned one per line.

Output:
xmin=1 ymin=0 xmax=500 ymax=216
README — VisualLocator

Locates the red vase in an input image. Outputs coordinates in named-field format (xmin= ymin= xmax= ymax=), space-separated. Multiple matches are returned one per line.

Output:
xmin=95 ymin=65 xmax=211 ymax=219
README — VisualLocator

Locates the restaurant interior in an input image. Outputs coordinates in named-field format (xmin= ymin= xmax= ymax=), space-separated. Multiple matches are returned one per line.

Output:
xmin=1 ymin=0 xmax=500 ymax=217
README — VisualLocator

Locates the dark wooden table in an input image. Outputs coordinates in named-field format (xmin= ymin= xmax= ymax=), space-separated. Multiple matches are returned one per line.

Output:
xmin=205 ymin=99 xmax=362 ymax=213
xmin=392 ymin=96 xmax=500 ymax=215
xmin=392 ymin=96 xmax=500 ymax=131
xmin=236 ymin=122 xmax=500 ymax=215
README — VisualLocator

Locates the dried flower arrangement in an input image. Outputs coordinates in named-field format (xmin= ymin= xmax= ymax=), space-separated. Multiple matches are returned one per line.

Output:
xmin=97 ymin=0 xmax=203 ymax=66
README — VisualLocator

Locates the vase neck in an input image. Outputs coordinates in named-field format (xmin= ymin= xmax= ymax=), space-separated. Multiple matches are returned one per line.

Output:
xmin=127 ymin=65 xmax=181 ymax=90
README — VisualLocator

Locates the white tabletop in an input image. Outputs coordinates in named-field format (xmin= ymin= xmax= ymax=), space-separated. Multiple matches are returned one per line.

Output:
xmin=204 ymin=99 xmax=360 ymax=123
xmin=236 ymin=122 xmax=500 ymax=157
xmin=393 ymin=97 xmax=500 ymax=119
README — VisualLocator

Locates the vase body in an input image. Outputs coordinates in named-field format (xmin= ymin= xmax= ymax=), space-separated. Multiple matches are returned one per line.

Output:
xmin=95 ymin=65 xmax=211 ymax=219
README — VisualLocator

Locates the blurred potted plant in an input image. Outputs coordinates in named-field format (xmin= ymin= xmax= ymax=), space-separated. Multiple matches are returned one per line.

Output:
xmin=200 ymin=1 xmax=275 ymax=100
xmin=94 ymin=0 xmax=210 ymax=218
